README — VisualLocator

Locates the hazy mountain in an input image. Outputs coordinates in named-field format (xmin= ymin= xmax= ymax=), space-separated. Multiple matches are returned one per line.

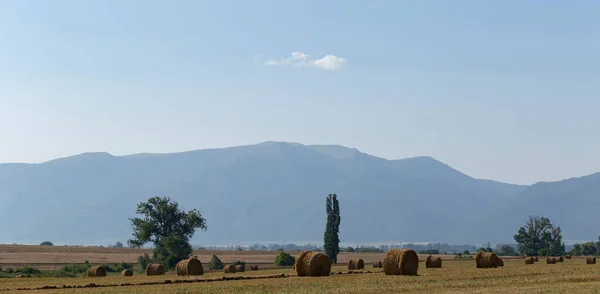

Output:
xmin=3 ymin=141 xmax=595 ymax=246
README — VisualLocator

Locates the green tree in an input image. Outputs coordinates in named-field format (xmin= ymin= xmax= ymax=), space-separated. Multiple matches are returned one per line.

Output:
xmin=128 ymin=196 xmax=207 ymax=269
xmin=40 ymin=241 xmax=53 ymax=246
xmin=208 ymin=255 xmax=224 ymax=270
xmin=323 ymin=193 xmax=341 ymax=264
xmin=497 ymin=245 xmax=518 ymax=256
xmin=274 ymin=252 xmax=295 ymax=266
xmin=514 ymin=216 xmax=564 ymax=256
xmin=571 ymin=243 xmax=582 ymax=256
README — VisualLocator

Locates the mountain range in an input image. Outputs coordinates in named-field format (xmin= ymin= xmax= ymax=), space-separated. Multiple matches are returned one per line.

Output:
xmin=0 ymin=141 xmax=598 ymax=246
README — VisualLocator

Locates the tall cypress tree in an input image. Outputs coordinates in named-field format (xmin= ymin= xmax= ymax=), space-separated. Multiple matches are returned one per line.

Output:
xmin=324 ymin=193 xmax=341 ymax=263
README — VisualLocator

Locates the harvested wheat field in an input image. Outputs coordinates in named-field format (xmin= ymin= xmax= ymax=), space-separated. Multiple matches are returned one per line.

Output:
xmin=1 ymin=258 xmax=600 ymax=293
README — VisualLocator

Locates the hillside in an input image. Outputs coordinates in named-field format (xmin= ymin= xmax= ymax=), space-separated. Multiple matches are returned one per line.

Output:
xmin=0 ymin=141 xmax=571 ymax=245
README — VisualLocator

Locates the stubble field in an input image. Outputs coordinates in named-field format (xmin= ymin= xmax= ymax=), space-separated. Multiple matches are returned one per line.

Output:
xmin=1 ymin=245 xmax=600 ymax=293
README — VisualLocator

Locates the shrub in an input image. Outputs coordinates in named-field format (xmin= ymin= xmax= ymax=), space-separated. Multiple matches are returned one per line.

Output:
xmin=208 ymin=255 xmax=224 ymax=270
xmin=274 ymin=252 xmax=295 ymax=266
xmin=137 ymin=253 xmax=152 ymax=271
xmin=17 ymin=267 xmax=41 ymax=275
xmin=40 ymin=241 xmax=54 ymax=246
xmin=61 ymin=264 xmax=89 ymax=274
xmin=232 ymin=260 xmax=246 ymax=266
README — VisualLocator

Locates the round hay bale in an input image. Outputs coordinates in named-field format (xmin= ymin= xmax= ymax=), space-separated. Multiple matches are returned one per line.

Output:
xmin=176 ymin=258 xmax=204 ymax=276
xmin=475 ymin=252 xmax=501 ymax=268
xmin=250 ymin=265 xmax=259 ymax=271
xmin=348 ymin=259 xmax=357 ymax=270
xmin=587 ymin=257 xmax=596 ymax=264
xmin=525 ymin=257 xmax=535 ymax=264
xmin=235 ymin=264 xmax=246 ymax=272
xmin=558 ymin=256 xmax=564 ymax=262
xmin=377 ymin=261 xmax=383 ymax=268
xmin=534 ymin=256 xmax=539 ymax=262
xmin=546 ymin=257 xmax=556 ymax=264
xmin=356 ymin=259 xmax=365 ymax=270
xmin=15 ymin=274 xmax=25 ymax=278
xmin=294 ymin=250 xmax=332 ymax=277
xmin=426 ymin=255 xmax=442 ymax=268
xmin=565 ymin=255 xmax=572 ymax=260
xmin=382 ymin=249 xmax=419 ymax=276
xmin=87 ymin=266 xmax=107 ymax=277
xmin=223 ymin=265 xmax=236 ymax=273
xmin=145 ymin=264 xmax=165 ymax=276
xmin=373 ymin=262 xmax=378 ymax=268
xmin=121 ymin=269 xmax=133 ymax=276
xmin=497 ymin=258 xmax=504 ymax=267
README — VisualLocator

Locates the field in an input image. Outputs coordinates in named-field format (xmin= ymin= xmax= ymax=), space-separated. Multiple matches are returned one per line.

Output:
xmin=1 ymin=245 xmax=600 ymax=293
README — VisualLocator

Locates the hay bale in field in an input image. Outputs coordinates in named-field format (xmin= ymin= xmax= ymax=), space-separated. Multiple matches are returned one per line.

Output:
xmin=377 ymin=261 xmax=383 ymax=268
xmin=348 ymin=259 xmax=357 ymax=270
xmin=382 ymin=249 xmax=419 ymax=275
xmin=15 ymin=274 xmax=25 ymax=278
xmin=534 ymin=256 xmax=539 ymax=262
xmin=373 ymin=262 xmax=378 ymax=268
xmin=250 ymin=265 xmax=259 ymax=271
xmin=224 ymin=265 xmax=236 ymax=273
xmin=497 ymin=258 xmax=504 ymax=267
xmin=587 ymin=257 xmax=596 ymax=264
xmin=565 ymin=255 xmax=572 ymax=260
xmin=546 ymin=257 xmax=556 ymax=264
xmin=87 ymin=266 xmax=107 ymax=277
xmin=525 ymin=257 xmax=535 ymax=264
xmin=425 ymin=256 xmax=442 ymax=268
xmin=145 ymin=264 xmax=165 ymax=276
xmin=356 ymin=259 xmax=365 ymax=270
xmin=558 ymin=256 xmax=564 ymax=262
xmin=475 ymin=252 xmax=501 ymax=268
xmin=121 ymin=269 xmax=133 ymax=276
xmin=294 ymin=250 xmax=332 ymax=277
xmin=235 ymin=264 xmax=246 ymax=272
xmin=176 ymin=258 xmax=204 ymax=276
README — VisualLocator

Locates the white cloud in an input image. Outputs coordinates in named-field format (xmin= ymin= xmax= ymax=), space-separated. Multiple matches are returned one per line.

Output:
xmin=265 ymin=52 xmax=347 ymax=70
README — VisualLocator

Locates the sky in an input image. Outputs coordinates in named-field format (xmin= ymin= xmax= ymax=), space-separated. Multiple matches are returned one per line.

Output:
xmin=0 ymin=0 xmax=599 ymax=185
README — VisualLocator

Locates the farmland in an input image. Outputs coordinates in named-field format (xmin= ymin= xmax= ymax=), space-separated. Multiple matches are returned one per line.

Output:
xmin=1 ymin=245 xmax=600 ymax=293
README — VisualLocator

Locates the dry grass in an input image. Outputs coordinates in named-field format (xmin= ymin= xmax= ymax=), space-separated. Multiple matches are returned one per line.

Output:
xmin=3 ymin=259 xmax=600 ymax=293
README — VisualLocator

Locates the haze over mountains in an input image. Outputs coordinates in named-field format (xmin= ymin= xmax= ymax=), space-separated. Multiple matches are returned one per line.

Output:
xmin=0 ymin=141 xmax=598 ymax=246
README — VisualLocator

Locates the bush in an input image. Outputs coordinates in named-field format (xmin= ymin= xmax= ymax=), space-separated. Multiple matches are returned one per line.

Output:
xmin=40 ymin=241 xmax=54 ymax=246
xmin=137 ymin=253 xmax=152 ymax=271
xmin=17 ymin=267 xmax=41 ymax=275
xmin=208 ymin=255 xmax=224 ymax=270
xmin=61 ymin=264 xmax=89 ymax=274
xmin=274 ymin=252 xmax=295 ymax=266
xmin=4 ymin=268 xmax=14 ymax=274
xmin=232 ymin=260 xmax=246 ymax=266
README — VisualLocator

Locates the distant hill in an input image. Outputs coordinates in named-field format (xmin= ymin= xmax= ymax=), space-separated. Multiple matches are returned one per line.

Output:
xmin=2 ymin=141 xmax=595 ymax=246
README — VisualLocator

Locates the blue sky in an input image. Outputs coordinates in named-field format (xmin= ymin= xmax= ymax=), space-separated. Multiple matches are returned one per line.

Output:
xmin=0 ymin=0 xmax=599 ymax=185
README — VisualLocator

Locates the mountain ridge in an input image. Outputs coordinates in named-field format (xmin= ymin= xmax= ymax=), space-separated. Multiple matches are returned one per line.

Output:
xmin=0 ymin=141 xmax=597 ymax=245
